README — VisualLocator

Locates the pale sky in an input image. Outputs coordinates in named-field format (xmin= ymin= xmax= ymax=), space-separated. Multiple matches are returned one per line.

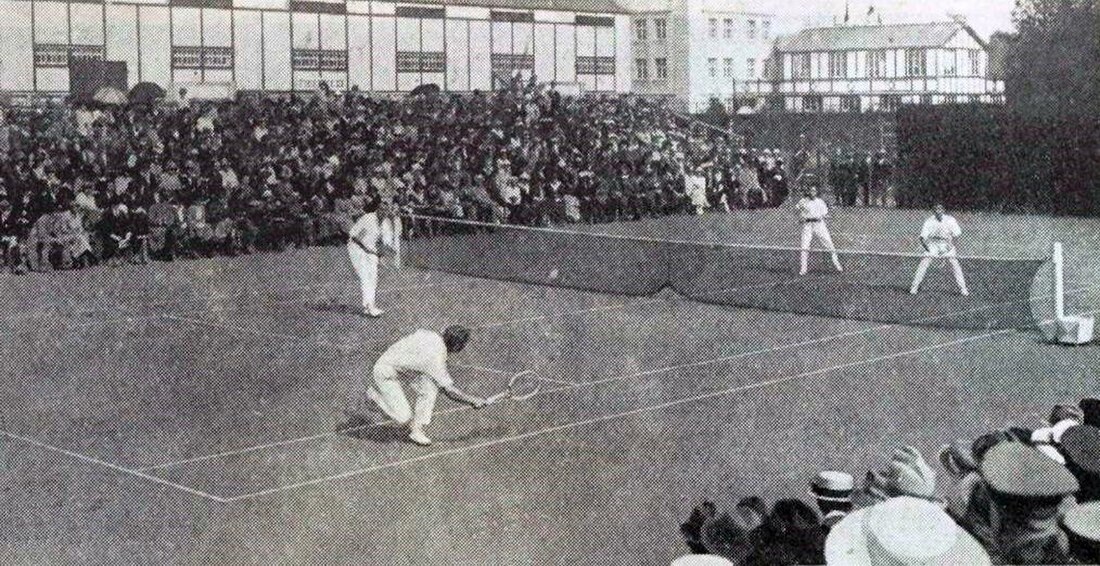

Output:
xmin=745 ymin=0 xmax=1018 ymax=40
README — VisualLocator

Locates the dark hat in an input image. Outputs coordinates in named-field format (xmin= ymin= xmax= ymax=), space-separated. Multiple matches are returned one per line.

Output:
xmin=1081 ymin=398 xmax=1100 ymax=427
xmin=1063 ymin=426 xmax=1100 ymax=471
xmin=980 ymin=442 xmax=1078 ymax=498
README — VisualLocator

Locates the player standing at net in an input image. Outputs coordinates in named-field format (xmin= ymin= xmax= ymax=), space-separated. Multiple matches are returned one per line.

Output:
xmin=910 ymin=203 xmax=969 ymax=296
xmin=347 ymin=199 xmax=386 ymax=318
xmin=347 ymin=326 xmax=491 ymax=446
xmin=795 ymin=182 xmax=844 ymax=275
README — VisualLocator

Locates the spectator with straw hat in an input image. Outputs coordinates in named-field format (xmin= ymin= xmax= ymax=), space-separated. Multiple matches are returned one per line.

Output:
xmin=811 ymin=471 xmax=855 ymax=530
xmin=825 ymin=496 xmax=991 ymax=565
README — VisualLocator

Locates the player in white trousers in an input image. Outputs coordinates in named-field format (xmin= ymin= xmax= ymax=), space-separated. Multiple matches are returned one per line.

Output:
xmin=347 ymin=326 xmax=491 ymax=446
xmin=347 ymin=201 xmax=386 ymax=318
xmin=795 ymin=183 xmax=844 ymax=275
xmin=910 ymin=203 xmax=969 ymax=296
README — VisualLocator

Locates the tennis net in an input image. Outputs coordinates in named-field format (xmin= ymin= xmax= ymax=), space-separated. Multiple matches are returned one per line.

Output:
xmin=402 ymin=215 xmax=1055 ymax=330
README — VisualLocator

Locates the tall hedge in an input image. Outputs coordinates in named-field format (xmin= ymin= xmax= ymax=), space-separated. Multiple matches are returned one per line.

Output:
xmin=895 ymin=105 xmax=1100 ymax=216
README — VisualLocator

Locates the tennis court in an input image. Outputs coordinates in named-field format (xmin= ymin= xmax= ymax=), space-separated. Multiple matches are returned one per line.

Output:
xmin=1 ymin=209 xmax=1098 ymax=565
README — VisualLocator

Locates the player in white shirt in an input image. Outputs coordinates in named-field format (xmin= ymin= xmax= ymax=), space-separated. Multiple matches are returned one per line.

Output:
xmin=795 ymin=183 xmax=844 ymax=275
xmin=910 ymin=203 xmax=969 ymax=296
xmin=348 ymin=326 xmax=491 ymax=446
xmin=347 ymin=200 xmax=388 ymax=318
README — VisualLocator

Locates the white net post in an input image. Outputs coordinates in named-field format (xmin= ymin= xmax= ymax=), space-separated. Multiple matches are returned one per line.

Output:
xmin=1053 ymin=242 xmax=1065 ymax=320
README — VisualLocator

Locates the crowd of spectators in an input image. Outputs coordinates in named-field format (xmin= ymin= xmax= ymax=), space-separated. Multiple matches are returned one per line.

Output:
xmin=678 ymin=398 xmax=1100 ymax=565
xmin=0 ymin=79 xmax=803 ymax=275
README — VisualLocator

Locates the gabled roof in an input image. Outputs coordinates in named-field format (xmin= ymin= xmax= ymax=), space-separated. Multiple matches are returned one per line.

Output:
xmin=396 ymin=0 xmax=628 ymax=14
xmin=775 ymin=22 xmax=986 ymax=53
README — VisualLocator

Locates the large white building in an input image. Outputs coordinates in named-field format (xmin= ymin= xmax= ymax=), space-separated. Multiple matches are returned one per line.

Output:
xmin=0 ymin=0 xmax=633 ymax=96
xmin=624 ymin=0 xmax=775 ymax=112
xmin=738 ymin=21 xmax=1005 ymax=113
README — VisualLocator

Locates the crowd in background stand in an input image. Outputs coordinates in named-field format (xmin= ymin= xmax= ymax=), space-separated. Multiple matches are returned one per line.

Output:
xmin=0 ymin=79 xmax=841 ymax=275
xmin=678 ymin=398 xmax=1100 ymax=565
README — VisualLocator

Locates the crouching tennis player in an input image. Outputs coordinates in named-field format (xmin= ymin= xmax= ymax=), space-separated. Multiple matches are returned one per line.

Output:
xmin=910 ymin=203 xmax=969 ymax=297
xmin=347 ymin=325 xmax=492 ymax=446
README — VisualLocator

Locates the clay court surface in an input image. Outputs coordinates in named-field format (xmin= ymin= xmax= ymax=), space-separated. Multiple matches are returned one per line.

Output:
xmin=1 ymin=208 xmax=1098 ymax=565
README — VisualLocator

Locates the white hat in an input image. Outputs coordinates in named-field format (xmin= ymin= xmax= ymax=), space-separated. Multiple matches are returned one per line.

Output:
xmin=1031 ymin=418 xmax=1082 ymax=464
xmin=669 ymin=555 xmax=734 ymax=566
xmin=812 ymin=471 xmax=855 ymax=503
xmin=825 ymin=496 xmax=990 ymax=565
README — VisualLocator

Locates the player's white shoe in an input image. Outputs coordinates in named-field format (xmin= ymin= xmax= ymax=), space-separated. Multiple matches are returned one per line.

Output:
xmin=362 ymin=306 xmax=384 ymax=318
xmin=960 ymin=289 xmax=970 ymax=297
xmin=408 ymin=428 xmax=432 ymax=446
xmin=909 ymin=288 xmax=918 ymax=295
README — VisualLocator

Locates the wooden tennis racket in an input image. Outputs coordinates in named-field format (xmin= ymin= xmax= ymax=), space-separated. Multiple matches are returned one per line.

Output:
xmin=488 ymin=370 xmax=541 ymax=403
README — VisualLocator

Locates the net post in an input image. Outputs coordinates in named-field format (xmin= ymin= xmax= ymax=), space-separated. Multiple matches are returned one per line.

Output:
xmin=1053 ymin=242 xmax=1065 ymax=320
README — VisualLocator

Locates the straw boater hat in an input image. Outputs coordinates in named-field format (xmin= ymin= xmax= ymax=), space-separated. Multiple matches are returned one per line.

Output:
xmin=825 ymin=496 xmax=990 ymax=565
xmin=812 ymin=471 xmax=855 ymax=503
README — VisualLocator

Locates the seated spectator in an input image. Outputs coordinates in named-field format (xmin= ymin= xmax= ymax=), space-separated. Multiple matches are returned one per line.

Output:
xmin=825 ymin=496 xmax=990 ymax=565
xmin=98 ymin=203 xmax=134 ymax=267
xmin=742 ymin=499 xmax=825 ymax=565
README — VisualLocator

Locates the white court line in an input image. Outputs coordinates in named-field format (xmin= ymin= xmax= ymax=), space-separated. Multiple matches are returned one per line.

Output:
xmin=0 ymin=429 xmax=227 ymax=503
xmin=220 ymin=327 xmax=1015 ymax=502
xmin=137 ymin=282 xmax=1097 ymax=474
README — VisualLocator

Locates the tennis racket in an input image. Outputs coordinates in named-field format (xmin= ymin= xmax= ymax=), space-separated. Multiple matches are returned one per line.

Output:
xmin=488 ymin=370 xmax=541 ymax=403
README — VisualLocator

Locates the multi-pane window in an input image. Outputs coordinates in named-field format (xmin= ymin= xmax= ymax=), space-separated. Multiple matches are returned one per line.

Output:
xmin=723 ymin=58 xmax=732 ymax=78
xmin=490 ymin=53 xmax=532 ymax=75
xmin=792 ymin=53 xmax=811 ymax=79
xmin=203 ymin=47 xmax=233 ymax=70
xmin=398 ymin=51 xmax=447 ymax=73
xmin=709 ymin=18 xmax=718 ymax=39
xmin=173 ymin=46 xmax=232 ymax=70
xmin=868 ymin=50 xmax=888 ymax=78
xmin=905 ymin=49 xmax=927 ymax=77
xmin=634 ymin=19 xmax=647 ymax=41
xmin=576 ymin=56 xmax=615 ymax=75
xmin=880 ymin=94 xmax=901 ymax=111
xmin=828 ymin=52 xmax=847 ymax=78
xmin=171 ymin=46 xmax=204 ymax=69
xmin=839 ymin=96 xmax=860 ymax=113
xmin=708 ymin=58 xmax=717 ymax=78
xmin=70 ymin=45 xmax=105 ymax=63
xmin=636 ymin=58 xmax=648 ymax=81
xmin=33 ymin=44 xmax=104 ymax=67
xmin=293 ymin=49 xmax=347 ymax=71
xmin=943 ymin=50 xmax=958 ymax=77
xmin=654 ymin=19 xmax=667 ymax=41
xmin=654 ymin=58 xmax=668 ymax=79
xmin=968 ymin=49 xmax=980 ymax=76
xmin=723 ymin=19 xmax=733 ymax=39
xmin=748 ymin=20 xmax=756 ymax=39
xmin=762 ymin=20 xmax=770 ymax=39
xmin=803 ymin=95 xmax=823 ymax=112
xmin=746 ymin=58 xmax=756 ymax=78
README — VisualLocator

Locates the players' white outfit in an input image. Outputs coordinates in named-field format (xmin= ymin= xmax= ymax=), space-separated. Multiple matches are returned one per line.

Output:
xmin=796 ymin=196 xmax=843 ymax=274
xmin=685 ymin=174 xmax=708 ymax=215
xmin=362 ymin=330 xmax=454 ymax=429
xmin=347 ymin=211 xmax=381 ymax=315
xmin=910 ymin=214 xmax=969 ymax=296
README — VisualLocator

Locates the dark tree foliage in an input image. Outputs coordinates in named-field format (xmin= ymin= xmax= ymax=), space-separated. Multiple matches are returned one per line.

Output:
xmin=1006 ymin=0 xmax=1100 ymax=117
